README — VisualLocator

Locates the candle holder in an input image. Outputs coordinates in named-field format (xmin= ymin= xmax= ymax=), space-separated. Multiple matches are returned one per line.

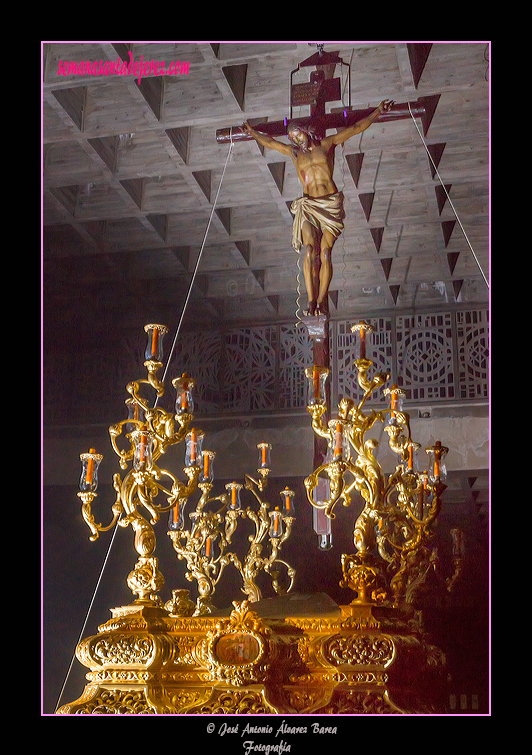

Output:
xmin=78 ymin=450 xmax=114 ymax=544
xmin=305 ymin=365 xmax=329 ymax=407
xmin=305 ymin=322 xmax=460 ymax=608
xmin=269 ymin=508 xmax=284 ymax=538
xmin=144 ymin=323 xmax=167 ymax=364
xmin=125 ymin=398 xmax=145 ymax=433
xmin=201 ymin=450 xmax=215 ymax=483
xmin=167 ymin=443 xmax=296 ymax=614
xmin=131 ymin=426 xmax=154 ymax=472
xmin=280 ymin=487 xmax=295 ymax=516
xmin=383 ymin=384 xmax=406 ymax=423
xmin=79 ymin=449 xmax=103 ymax=493
xmin=172 ymin=372 xmax=195 ymax=417
xmin=185 ymin=429 xmax=205 ymax=468
xmin=426 ymin=441 xmax=449 ymax=482
xmin=78 ymin=325 xmax=201 ymax=607
xmin=226 ymin=481 xmax=242 ymax=510
xmin=351 ymin=320 xmax=374 ymax=361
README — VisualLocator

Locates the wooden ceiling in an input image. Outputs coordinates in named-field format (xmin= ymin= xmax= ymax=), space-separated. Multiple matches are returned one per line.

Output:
xmin=42 ymin=42 xmax=489 ymax=341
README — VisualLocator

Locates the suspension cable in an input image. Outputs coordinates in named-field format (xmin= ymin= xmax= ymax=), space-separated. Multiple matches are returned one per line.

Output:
xmin=158 ymin=138 xmax=236 ymax=391
xmin=407 ymin=102 xmax=489 ymax=289
xmin=54 ymin=524 xmax=120 ymax=712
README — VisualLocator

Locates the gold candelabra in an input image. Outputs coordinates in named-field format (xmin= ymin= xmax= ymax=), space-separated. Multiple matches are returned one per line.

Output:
xmin=166 ymin=444 xmax=296 ymax=616
xmin=305 ymin=321 xmax=460 ymax=607
xmin=77 ymin=324 xmax=296 ymax=616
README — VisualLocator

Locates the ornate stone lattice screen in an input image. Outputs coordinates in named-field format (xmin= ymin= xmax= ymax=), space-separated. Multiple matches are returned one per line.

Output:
xmin=167 ymin=308 xmax=488 ymax=416
xmin=396 ymin=313 xmax=455 ymax=402
xmin=44 ymin=308 xmax=489 ymax=426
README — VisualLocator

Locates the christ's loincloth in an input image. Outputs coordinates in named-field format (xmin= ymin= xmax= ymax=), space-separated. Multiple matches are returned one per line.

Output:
xmin=290 ymin=191 xmax=345 ymax=251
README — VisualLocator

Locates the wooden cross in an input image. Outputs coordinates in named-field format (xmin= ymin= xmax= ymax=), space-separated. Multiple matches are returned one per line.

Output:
xmin=216 ymin=96 xmax=440 ymax=144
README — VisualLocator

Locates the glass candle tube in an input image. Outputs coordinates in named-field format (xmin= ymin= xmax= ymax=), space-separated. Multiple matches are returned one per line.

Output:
xmin=419 ymin=470 xmax=432 ymax=506
xmin=313 ymin=506 xmax=332 ymax=551
xmin=201 ymin=534 xmax=217 ymax=559
xmin=351 ymin=321 xmax=374 ymax=360
xmin=168 ymin=501 xmax=185 ymax=531
xmin=406 ymin=441 xmax=420 ymax=472
xmin=125 ymin=398 xmax=145 ymax=433
xmin=131 ymin=427 xmax=154 ymax=472
xmin=185 ymin=429 xmax=204 ymax=467
xmin=144 ymin=324 xmax=168 ymax=362
xmin=328 ymin=419 xmax=349 ymax=461
xmin=269 ymin=508 xmax=283 ymax=539
xmin=172 ymin=373 xmax=195 ymax=416
xmin=450 ymin=528 xmax=465 ymax=557
xmin=201 ymin=450 xmax=215 ymax=483
xmin=280 ymin=487 xmax=295 ymax=516
xmin=426 ymin=441 xmax=448 ymax=481
xmin=226 ymin=482 xmax=242 ymax=511
xmin=79 ymin=449 xmax=103 ymax=492
xmin=257 ymin=442 xmax=272 ymax=470
xmin=385 ymin=384 xmax=406 ymax=419
xmin=305 ymin=365 xmax=329 ymax=406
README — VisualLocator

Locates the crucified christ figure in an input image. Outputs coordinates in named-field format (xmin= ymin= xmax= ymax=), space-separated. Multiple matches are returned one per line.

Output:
xmin=243 ymin=100 xmax=393 ymax=316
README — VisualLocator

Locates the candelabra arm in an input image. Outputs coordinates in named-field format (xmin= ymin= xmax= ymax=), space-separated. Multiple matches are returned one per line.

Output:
xmin=108 ymin=419 xmax=137 ymax=469
xmin=248 ymin=504 xmax=271 ymax=544
xmin=426 ymin=481 xmax=445 ymax=525
xmin=265 ymin=557 xmax=296 ymax=595
xmin=305 ymin=459 xmax=351 ymax=519
xmin=156 ymin=412 xmax=196 ymax=457
xmin=244 ymin=471 xmax=270 ymax=501
xmin=78 ymin=472 xmax=126 ymax=542
xmin=354 ymin=359 xmax=389 ymax=399
xmin=132 ymin=472 xmax=162 ymax=525
xmin=126 ymin=365 xmax=164 ymax=411
xmin=148 ymin=466 xmax=201 ymax=519
xmin=114 ymin=473 xmax=158 ymax=558
xmin=130 ymin=360 xmax=165 ymax=397
xmin=78 ymin=490 xmax=123 ymax=542
xmin=384 ymin=413 xmax=414 ymax=464
xmin=144 ymin=407 xmax=174 ymax=451
xmin=277 ymin=516 xmax=295 ymax=548
xmin=307 ymin=403 xmax=330 ymax=439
